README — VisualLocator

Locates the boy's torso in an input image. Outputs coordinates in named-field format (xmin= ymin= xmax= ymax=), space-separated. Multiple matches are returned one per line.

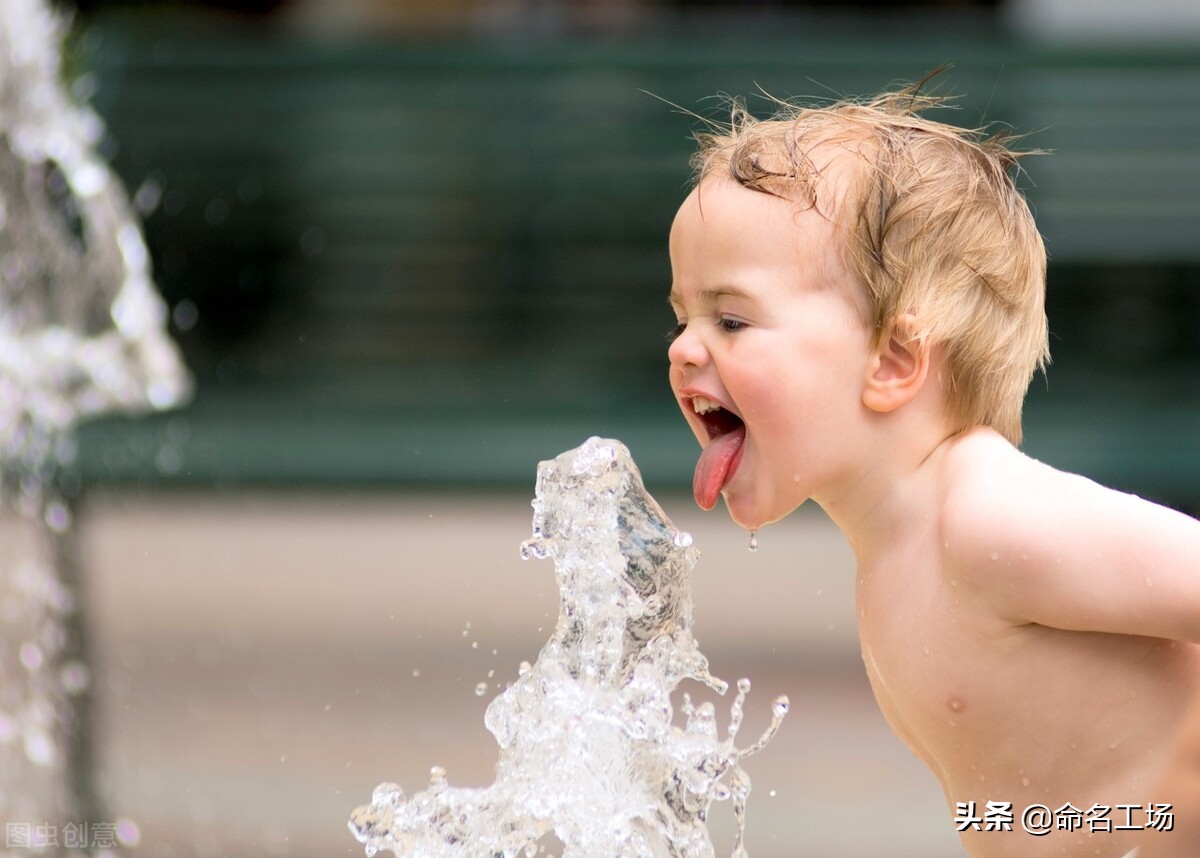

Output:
xmin=854 ymin=436 xmax=1199 ymax=858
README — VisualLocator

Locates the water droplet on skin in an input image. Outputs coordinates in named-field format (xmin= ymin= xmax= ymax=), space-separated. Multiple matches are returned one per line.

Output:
xmin=748 ymin=531 xmax=758 ymax=552
xmin=768 ymin=789 xmax=776 ymax=797
xmin=922 ymin=646 xmax=930 ymax=657
xmin=990 ymin=551 xmax=1000 ymax=561
xmin=1109 ymin=739 xmax=1121 ymax=750
xmin=1021 ymin=777 xmax=1031 ymax=787
xmin=475 ymin=682 xmax=488 ymax=697
xmin=411 ymin=668 xmax=421 ymax=678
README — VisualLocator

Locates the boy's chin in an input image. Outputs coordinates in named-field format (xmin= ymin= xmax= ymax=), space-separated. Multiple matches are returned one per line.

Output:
xmin=721 ymin=490 xmax=787 ymax=532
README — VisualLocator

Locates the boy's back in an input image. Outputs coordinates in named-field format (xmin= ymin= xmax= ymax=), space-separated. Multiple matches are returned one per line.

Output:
xmin=858 ymin=426 xmax=1199 ymax=857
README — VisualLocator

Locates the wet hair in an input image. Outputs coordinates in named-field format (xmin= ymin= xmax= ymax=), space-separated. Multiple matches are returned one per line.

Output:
xmin=689 ymin=77 xmax=1050 ymax=445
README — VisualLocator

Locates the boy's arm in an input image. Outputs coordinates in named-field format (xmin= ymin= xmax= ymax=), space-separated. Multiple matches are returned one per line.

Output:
xmin=948 ymin=462 xmax=1200 ymax=643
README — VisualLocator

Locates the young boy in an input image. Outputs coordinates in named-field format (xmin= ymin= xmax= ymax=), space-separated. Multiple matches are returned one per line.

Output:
xmin=665 ymin=83 xmax=1200 ymax=858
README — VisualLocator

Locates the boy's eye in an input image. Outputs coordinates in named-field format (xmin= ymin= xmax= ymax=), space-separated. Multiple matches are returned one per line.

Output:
xmin=717 ymin=317 xmax=747 ymax=334
xmin=666 ymin=322 xmax=686 ymax=343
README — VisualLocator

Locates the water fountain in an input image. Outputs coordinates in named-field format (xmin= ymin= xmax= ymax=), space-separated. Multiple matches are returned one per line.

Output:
xmin=350 ymin=437 xmax=788 ymax=858
xmin=0 ymin=0 xmax=190 ymax=843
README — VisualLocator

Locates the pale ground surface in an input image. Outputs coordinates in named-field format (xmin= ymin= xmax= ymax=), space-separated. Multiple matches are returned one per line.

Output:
xmin=4 ymin=489 xmax=966 ymax=858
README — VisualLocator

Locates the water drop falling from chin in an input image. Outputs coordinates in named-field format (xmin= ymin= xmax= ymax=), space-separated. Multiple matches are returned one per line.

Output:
xmin=748 ymin=530 xmax=759 ymax=553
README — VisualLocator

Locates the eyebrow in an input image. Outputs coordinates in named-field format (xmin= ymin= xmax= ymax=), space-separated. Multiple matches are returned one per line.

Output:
xmin=699 ymin=286 xmax=754 ymax=303
xmin=667 ymin=285 xmax=755 ymax=308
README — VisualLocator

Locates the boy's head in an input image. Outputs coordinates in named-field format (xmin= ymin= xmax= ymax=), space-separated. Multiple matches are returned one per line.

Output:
xmin=689 ymin=84 xmax=1050 ymax=445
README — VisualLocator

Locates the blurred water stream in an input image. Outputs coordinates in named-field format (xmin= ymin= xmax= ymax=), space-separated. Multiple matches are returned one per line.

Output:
xmin=0 ymin=0 xmax=188 ymax=842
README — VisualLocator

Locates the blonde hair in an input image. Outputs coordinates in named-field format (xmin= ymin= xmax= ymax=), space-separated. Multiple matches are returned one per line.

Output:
xmin=690 ymin=80 xmax=1050 ymax=445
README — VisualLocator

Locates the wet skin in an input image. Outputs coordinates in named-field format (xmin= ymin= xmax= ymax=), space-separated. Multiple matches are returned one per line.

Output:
xmin=667 ymin=176 xmax=1200 ymax=857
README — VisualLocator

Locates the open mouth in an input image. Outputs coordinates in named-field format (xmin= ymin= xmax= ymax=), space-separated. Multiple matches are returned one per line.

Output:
xmin=688 ymin=395 xmax=747 ymax=511
xmin=690 ymin=394 xmax=745 ymax=441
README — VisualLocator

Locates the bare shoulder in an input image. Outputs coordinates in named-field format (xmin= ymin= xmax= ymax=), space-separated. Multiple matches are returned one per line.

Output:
xmin=937 ymin=428 xmax=1200 ymax=639
xmin=937 ymin=427 xmax=1075 ymax=546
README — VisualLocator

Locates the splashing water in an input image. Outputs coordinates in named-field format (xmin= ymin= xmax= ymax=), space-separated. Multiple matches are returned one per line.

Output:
xmin=0 ymin=0 xmax=189 ymax=831
xmin=350 ymin=437 xmax=788 ymax=858
xmin=0 ymin=0 xmax=188 ymax=461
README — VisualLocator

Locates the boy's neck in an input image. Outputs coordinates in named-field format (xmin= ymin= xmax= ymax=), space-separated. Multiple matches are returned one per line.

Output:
xmin=818 ymin=416 xmax=972 ymax=569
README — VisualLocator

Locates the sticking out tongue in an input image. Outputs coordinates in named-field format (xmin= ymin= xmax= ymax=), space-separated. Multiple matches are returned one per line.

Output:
xmin=693 ymin=424 xmax=746 ymax=511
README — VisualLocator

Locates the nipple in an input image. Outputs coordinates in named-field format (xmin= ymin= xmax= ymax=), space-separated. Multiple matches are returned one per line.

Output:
xmin=748 ymin=531 xmax=758 ymax=553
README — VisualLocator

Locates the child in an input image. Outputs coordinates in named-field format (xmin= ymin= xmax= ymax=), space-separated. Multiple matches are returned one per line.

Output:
xmin=665 ymin=81 xmax=1200 ymax=858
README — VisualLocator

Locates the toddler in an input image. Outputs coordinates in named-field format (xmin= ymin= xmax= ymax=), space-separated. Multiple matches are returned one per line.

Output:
xmin=665 ymin=82 xmax=1200 ymax=857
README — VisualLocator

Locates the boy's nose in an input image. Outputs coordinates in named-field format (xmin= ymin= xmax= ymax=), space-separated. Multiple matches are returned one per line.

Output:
xmin=667 ymin=324 xmax=708 ymax=370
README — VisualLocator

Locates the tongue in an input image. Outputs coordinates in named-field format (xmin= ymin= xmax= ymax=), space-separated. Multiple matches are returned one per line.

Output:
xmin=692 ymin=425 xmax=746 ymax=511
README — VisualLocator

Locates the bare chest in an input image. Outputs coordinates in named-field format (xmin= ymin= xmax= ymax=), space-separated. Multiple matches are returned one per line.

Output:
xmin=855 ymin=555 xmax=999 ymax=772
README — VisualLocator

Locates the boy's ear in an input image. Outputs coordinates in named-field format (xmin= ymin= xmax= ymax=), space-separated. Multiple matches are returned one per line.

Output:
xmin=862 ymin=313 xmax=930 ymax=413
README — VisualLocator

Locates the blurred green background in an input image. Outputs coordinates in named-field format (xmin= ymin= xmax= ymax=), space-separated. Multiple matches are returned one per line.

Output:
xmin=66 ymin=0 xmax=1200 ymax=509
